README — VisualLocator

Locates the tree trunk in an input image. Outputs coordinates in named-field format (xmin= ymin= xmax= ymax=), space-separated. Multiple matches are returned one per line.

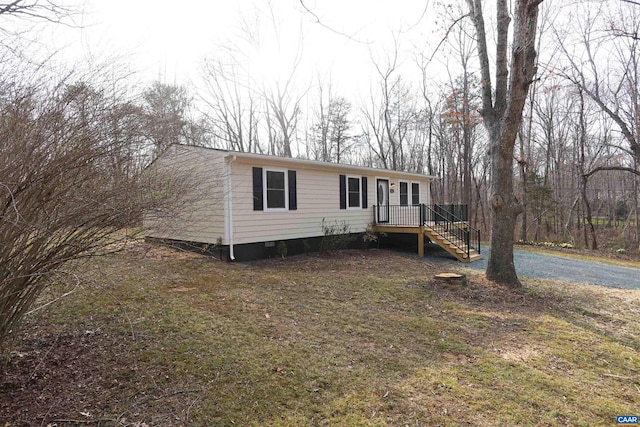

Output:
xmin=635 ymin=159 xmax=639 ymax=247
xmin=462 ymin=72 xmax=472 ymax=207
xmin=581 ymin=174 xmax=598 ymax=250
xmin=518 ymin=134 xmax=528 ymax=242
xmin=486 ymin=124 xmax=522 ymax=285
xmin=466 ymin=0 xmax=541 ymax=287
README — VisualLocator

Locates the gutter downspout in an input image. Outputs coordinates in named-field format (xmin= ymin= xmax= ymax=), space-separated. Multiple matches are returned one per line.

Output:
xmin=225 ymin=154 xmax=237 ymax=260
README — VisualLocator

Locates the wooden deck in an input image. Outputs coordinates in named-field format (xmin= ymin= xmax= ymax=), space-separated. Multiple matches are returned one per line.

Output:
xmin=373 ymin=204 xmax=482 ymax=262
xmin=373 ymin=222 xmax=482 ymax=263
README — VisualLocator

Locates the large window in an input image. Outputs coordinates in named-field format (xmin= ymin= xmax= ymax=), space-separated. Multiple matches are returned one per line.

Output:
xmin=265 ymin=170 xmax=286 ymax=209
xmin=252 ymin=167 xmax=297 ymax=211
xmin=347 ymin=176 xmax=360 ymax=208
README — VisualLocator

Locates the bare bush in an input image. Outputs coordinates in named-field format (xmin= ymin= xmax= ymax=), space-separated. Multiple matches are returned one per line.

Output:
xmin=0 ymin=74 xmax=198 ymax=356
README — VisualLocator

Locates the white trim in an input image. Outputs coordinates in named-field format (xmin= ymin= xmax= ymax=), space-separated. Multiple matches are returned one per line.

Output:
xmin=223 ymin=159 xmax=231 ymax=243
xmin=346 ymin=175 xmax=361 ymax=210
xmin=375 ymin=176 xmax=390 ymax=206
xmin=398 ymin=180 xmax=421 ymax=205
xmin=375 ymin=177 xmax=390 ymax=223
xmin=225 ymin=155 xmax=237 ymax=260
xmin=263 ymin=168 xmax=289 ymax=212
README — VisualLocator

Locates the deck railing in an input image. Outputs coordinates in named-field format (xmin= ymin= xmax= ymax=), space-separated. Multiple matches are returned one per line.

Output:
xmin=424 ymin=205 xmax=481 ymax=257
xmin=432 ymin=203 xmax=468 ymax=222
xmin=373 ymin=204 xmax=481 ymax=258
xmin=373 ymin=204 xmax=424 ymax=226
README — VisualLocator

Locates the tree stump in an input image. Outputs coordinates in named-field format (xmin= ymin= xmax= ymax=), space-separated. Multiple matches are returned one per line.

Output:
xmin=434 ymin=272 xmax=465 ymax=284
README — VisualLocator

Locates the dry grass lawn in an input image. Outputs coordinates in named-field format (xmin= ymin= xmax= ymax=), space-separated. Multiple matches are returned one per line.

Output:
xmin=1 ymin=242 xmax=639 ymax=426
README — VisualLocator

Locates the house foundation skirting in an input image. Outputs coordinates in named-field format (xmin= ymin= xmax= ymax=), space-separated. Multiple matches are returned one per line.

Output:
xmin=147 ymin=235 xmax=367 ymax=262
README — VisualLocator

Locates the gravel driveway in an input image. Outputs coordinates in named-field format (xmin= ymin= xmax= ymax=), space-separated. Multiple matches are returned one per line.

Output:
xmin=427 ymin=245 xmax=640 ymax=290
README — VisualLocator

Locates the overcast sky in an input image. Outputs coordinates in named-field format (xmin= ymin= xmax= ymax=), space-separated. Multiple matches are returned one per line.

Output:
xmin=47 ymin=0 xmax=441 ymax=94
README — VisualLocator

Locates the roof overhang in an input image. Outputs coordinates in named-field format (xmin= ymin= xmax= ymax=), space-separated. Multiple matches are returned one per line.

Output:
xmin=214 ymin=148 xmax=437 ymax=180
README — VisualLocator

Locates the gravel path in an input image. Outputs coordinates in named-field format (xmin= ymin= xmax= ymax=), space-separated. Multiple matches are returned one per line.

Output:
xmin=428 ymin=245 xmax=640 ymax=290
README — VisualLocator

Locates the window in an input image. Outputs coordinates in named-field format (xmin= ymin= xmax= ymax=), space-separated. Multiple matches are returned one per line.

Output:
xmin=266 ymin=170 xmax=286 ymax=209
xmin=252 ymin=167 xmax=297 ymax=211
xmin=399 ymin=181 xmax=409 ymax=205
xmin=348 ymin=176 xmax=360 ymax=208
xmin=399 ymin=181 xmax=420 ymax=206
xmin=412 ymin=182 xmax=420 ymax=205
xmin=340 ymin=175 xmax=367 ymax=209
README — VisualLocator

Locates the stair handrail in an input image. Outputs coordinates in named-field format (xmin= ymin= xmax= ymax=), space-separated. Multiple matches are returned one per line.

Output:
xmin=432 ymin=203 xmax=469 ymax=224
xmin=423 ymin=204 xmax=481 ymax=258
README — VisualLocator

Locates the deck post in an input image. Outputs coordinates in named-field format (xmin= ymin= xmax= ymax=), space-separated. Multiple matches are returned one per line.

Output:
xmin=418 ymin=227 xmax=424 ymax=257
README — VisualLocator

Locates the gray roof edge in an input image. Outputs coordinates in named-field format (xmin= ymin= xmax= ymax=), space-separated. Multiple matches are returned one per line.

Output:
xmin=171 ymin=144 xmax=438 ymax=180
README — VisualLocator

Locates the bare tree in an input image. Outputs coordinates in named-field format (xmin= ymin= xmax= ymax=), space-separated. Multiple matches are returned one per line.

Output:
xmin=253 ymin=2 xmax=307 ymax=158
xmin=263 ymin=81 xmax=303 ymax=157
xmin=201 ymin=56 xmax=261 ymax=153
xmin=558 ymin=0 xmax=640 ymax=244
xmin=376 ymin=54 xmax=415 ymax=171
xmin=465 ymin=0 xmax=543 ymax=286
xmin=361 ymin=49 xmax=420 ymax=172
xmin=0 ymin=0 xmax=77 ymax=64
xmin=309 ymin=80 xmax=354 ymax=163
xmin=559 ymin=1 xmax=640 ymax=162
xmin=206 ymin=1 xmax=309 ymax=158
xmin=0 ymin=0 xmax=72 ymax=35
xmin=360 ymin=85 xmax=389 ymax=169
xmin=141 ymin=81 xmax=195 ymax=159
xmin=514 ymin=2 xmax=556 ymax=243
xmin=439 ymin=3 xmax=480 ymax=207
xmin=441 ymin=73 xmax=482 ymax=204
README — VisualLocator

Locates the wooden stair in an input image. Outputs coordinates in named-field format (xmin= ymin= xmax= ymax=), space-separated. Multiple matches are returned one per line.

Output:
xmin=423 ymin=225 xmax=482 ymax=263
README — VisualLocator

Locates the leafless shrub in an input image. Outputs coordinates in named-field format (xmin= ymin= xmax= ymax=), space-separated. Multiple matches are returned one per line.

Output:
xmin=0 ymin=72 xmax=200 ymax=357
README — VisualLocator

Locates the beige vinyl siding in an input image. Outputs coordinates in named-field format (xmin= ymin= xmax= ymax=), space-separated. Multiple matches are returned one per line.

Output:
xmin=231 ymin=161 xmax=370 ymax=245
xmin=144 ymin=146 xmax=226 ymax=244
xmin=229 ymin=159 xmax=432 ymax=245
xmin=144 ymin=145 xmax=434 ymax=247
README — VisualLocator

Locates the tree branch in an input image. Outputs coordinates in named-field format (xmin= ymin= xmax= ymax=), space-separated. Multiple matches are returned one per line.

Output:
xmin=420 ymin=13 xmax=470 ymax=70
xmin=583 ymin=165 xmax=640 ymax=180
xmin=298 ymin=0 xmax=371 ymax=45
xmin=0 ymin=0 xmax=74 ymax=25
xmin=465 ymin=0 xmax=495 ymax=121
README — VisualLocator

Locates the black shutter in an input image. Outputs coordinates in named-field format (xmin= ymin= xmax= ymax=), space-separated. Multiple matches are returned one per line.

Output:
xmin=339 ymin=174 xmax=346 ymax=209
xmin=252 ymin=167 xmax=263 ymax=211
xmin=361 ymin=176 xmax=368 ymax=208
xmin=288 ymin=170 xmax=297 ymax=210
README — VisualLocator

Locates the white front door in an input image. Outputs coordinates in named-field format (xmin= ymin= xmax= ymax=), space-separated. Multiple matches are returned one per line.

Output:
xmin=376 ymin=179 xmax=389 ymax=223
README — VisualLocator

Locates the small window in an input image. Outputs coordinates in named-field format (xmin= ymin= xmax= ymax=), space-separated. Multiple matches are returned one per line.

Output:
xmin=399 ymin=182 xmax=409 ymax=206
xmin=347 ymin=176 xmax=360 ymax=208
xmin=265 ymin=170 xmax=286 ymax=210
xmin=412 ymin=182 xmax=420 ymax=205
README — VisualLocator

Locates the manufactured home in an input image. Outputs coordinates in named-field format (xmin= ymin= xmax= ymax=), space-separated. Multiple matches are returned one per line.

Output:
xmin=144 ymin=145 xmax=481 ymax=262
